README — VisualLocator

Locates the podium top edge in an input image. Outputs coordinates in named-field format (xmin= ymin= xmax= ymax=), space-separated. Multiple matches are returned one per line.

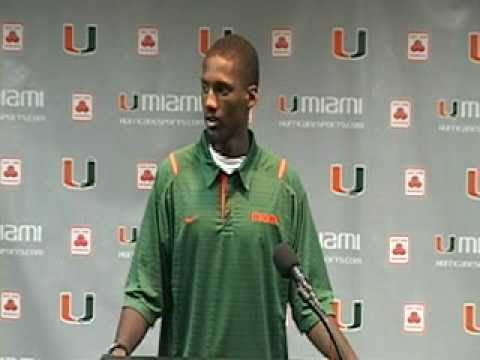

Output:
xmin=100 ymin=355 xmax=308 ymax=360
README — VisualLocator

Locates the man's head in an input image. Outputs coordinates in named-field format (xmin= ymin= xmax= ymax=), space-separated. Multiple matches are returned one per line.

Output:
xmin=205 ymin=34 xmax=259 ymax=88
xmin=201 ymin=34 xmax=259 ymax=156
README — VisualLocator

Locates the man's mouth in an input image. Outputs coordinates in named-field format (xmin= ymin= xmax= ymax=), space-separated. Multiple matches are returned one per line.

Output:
xmin=205 ymin=116 xmax=219 ymax=128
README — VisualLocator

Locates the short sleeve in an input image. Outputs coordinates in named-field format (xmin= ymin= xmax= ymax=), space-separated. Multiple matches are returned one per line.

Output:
xmin=289 ymin=187 xmax=334 ymax=333
xmin=123 ymin=169 xmax=171 ymax=326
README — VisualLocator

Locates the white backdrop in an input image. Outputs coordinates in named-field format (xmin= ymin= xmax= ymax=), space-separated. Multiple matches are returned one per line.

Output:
xmin=1 ymin=1 xmax=480 ymax=359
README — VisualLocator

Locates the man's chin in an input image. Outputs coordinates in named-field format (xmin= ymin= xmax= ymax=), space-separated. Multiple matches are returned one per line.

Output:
xmin=205 ymin=126 xmax=221 ymax=141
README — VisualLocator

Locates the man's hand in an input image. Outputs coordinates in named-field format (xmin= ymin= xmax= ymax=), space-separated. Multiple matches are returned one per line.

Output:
xmin=110 ymin=347 xmax=128 ymax=357
xmin=307 ymin=315 xmax=358 ymax=360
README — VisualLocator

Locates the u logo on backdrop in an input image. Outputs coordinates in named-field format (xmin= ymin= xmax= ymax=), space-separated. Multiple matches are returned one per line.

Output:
xmin=62 ymin=157 xmax=96 ymax=190
xmin=331 ymin=299 xmax=363 ymax=332
xmin=59 ymin=292 xmax=95 ymax=324
xmin=330 ymin=164 xmax=366 ymax=197
xmin=63 ymin=24 xmax=97 ymax=55
xmin=332 ymin=28 xmax=367 ymax=60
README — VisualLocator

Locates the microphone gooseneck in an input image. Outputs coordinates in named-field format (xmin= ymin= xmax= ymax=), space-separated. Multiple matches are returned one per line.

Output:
xmin=273 ymin=242 xmax=344 ymax=360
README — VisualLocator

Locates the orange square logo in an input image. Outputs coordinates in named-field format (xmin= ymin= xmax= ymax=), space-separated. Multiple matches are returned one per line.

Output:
xmin=250 ymin=212 xmax=279 ymax=225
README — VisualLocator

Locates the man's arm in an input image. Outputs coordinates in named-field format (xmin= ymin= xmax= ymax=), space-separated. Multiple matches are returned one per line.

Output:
xmin=109 ymin=307 xmax=149 ymax=356
xmin=307 ymin=315 xmax=358 ymax=360
xmin=109 ymin=164 xmax=172 ymax=356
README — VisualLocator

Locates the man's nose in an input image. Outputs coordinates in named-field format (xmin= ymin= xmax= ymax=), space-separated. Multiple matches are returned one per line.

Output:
xmin=204 ymin=89 xmax=218 ymax=110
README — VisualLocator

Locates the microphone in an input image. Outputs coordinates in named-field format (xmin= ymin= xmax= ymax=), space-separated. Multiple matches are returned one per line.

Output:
xmin=273 ymin=242 xmax=343 ymax=360
xmin=273 ymin=241 xmax=315 ymax=299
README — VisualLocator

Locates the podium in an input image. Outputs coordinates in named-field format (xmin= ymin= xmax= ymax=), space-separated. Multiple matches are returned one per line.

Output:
xmin=101 ymin=356 xmax=248 ymax=359
xmin=100 ymin=357 xmax=269 ymax=360
xmin=100 ymin=356 xmax=301 ymax=360
xmin=101 ymin=357 xmax=161 ymax=360
xmin=101 ymin=357 xmax=215 ymax=360
xmin=100 ymin=356 xmax=242 ymax=359
xmin=100 ymin=357 xmax=292 ymax=360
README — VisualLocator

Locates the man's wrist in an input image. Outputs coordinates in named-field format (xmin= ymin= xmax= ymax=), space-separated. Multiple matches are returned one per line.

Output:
xmin=108 ymin=342 xmax=129 ymax=356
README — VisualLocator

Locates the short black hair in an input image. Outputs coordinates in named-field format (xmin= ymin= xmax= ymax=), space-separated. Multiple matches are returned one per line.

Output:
xmin=205 ymin=34 xmax=259 ymax=87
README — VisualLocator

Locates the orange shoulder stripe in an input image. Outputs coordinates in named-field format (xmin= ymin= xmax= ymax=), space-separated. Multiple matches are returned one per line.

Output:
xmin=277 ymin=158 xmax=287 ymax=179
xmin=169 ymin=152 xmax=179 ymax=175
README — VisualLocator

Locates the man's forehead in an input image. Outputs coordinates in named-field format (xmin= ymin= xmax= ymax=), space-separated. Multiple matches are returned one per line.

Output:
xmin=201 ymin=55 xmax=241 ymax=80
xmin=203 ymin=54 xmax=237 ymax=69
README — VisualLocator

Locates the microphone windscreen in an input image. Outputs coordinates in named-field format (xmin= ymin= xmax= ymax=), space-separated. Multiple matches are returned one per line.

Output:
xmin=273 ymin=242 xmax=299 ymax=278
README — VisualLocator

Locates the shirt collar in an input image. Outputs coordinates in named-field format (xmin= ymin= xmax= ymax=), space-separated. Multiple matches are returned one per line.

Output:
xmin=196 ymin=129 xmax=260 ymax=191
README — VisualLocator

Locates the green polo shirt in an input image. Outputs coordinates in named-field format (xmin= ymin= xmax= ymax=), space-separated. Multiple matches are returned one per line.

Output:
xmin=124 ymin=130 xmax=334 ymax=359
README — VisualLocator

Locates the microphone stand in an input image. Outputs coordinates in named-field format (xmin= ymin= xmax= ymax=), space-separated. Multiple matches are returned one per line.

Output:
xmin=294 ymin=270 xmax=344 ymax=360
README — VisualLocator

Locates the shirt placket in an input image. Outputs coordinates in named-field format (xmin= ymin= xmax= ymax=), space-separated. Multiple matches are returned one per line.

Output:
xmin=218 ymin=172 xmax=230 ymax=220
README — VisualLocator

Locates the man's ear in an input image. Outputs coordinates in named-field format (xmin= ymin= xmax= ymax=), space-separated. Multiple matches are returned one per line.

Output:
xmin=246 ymin=84 xmax=259 ymax=109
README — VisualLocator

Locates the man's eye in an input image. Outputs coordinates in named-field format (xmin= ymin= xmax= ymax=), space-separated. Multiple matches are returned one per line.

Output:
xmin=216 ymin=86 xmax=230 ymax=96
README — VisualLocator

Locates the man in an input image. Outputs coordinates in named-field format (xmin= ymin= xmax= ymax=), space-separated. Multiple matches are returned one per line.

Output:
xmin=108 ymin=34 xmax=357 ymax=359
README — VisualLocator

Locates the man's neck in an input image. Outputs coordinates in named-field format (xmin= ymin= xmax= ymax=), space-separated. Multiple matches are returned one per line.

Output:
xmin=210 ymin=132 xmax=250 ymax=157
